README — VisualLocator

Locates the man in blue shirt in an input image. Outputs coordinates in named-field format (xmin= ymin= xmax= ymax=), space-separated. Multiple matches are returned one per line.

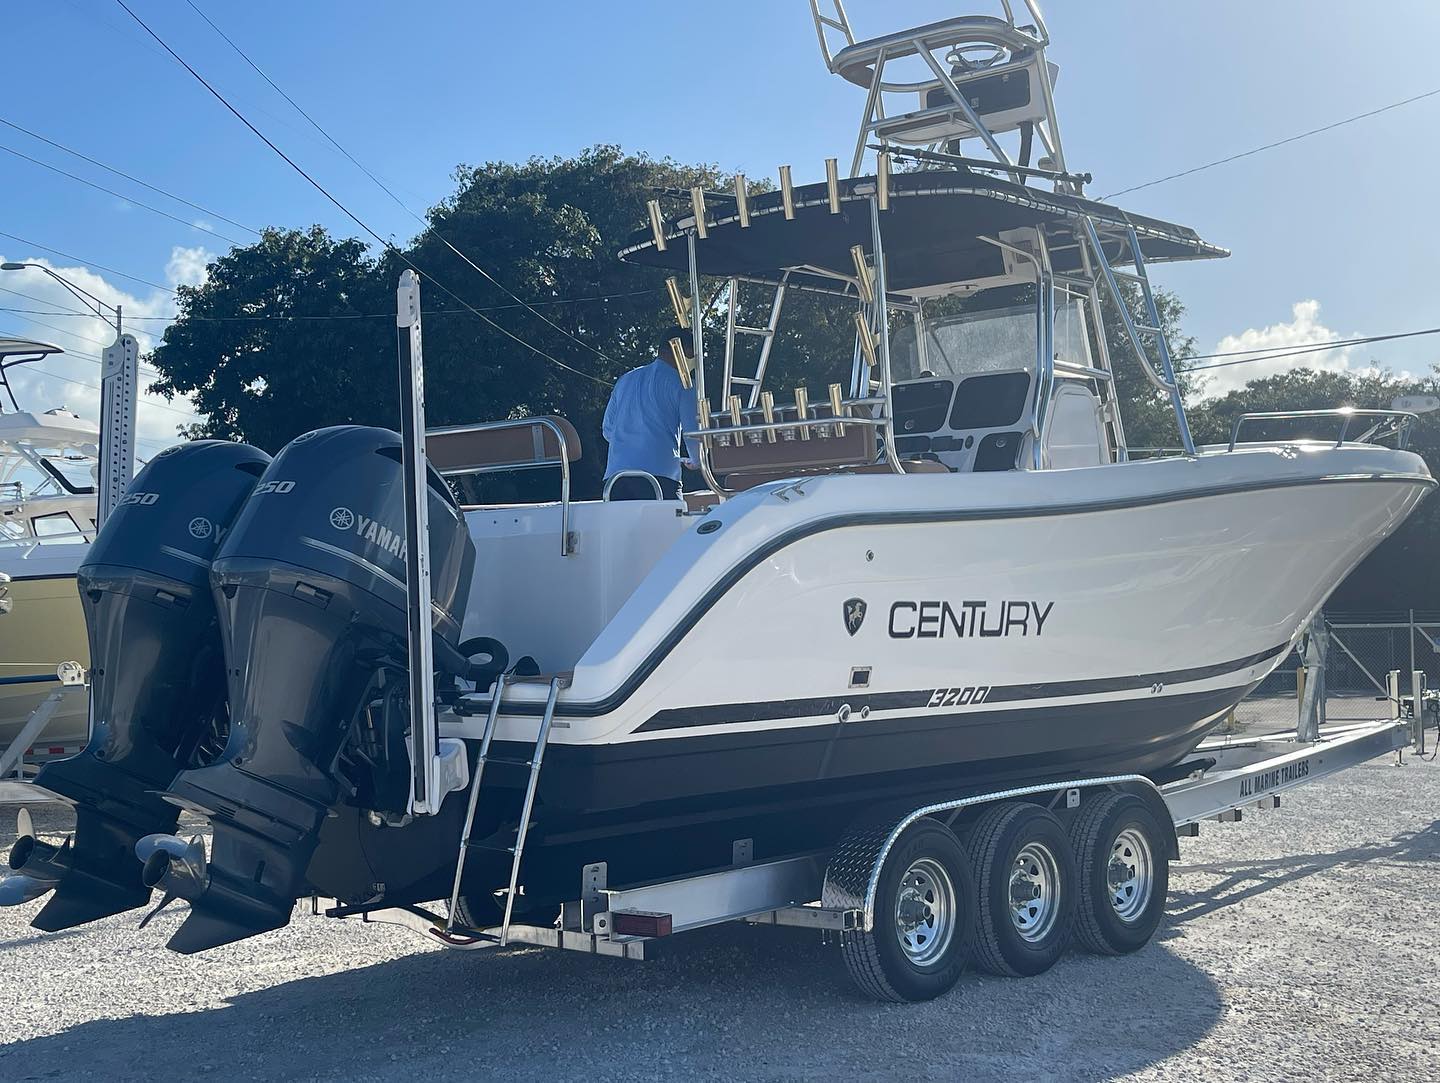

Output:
xmin=602 ymin=326 xmax=700 ymax=500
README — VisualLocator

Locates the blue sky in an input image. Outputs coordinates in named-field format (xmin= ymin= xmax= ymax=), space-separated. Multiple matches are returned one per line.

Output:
xmin=3 ymin=0 xmax=1439 ymax=446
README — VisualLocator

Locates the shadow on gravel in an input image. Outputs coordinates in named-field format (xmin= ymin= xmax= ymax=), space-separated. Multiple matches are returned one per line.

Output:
xmin=1162 ymin=818 xmax=1440 ymax=933
xmin=0 ymin=920 xmax=1223 ymax=1082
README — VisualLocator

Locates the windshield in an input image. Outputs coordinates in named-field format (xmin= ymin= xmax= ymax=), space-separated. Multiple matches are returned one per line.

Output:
xmin=891 ymin=296 xmax=1093 ymax=382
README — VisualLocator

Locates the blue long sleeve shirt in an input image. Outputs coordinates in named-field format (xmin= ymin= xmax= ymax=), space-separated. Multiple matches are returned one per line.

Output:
xmin=602 ymin=358 xmax=700 ymax=482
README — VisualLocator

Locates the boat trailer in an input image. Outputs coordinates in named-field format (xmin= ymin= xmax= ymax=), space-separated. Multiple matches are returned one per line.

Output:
xmin=319 ymin=716 xmax=1411 ymax=972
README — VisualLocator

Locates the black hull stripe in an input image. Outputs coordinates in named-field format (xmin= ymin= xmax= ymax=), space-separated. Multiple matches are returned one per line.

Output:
xmin=478 ymin=471 xmax=1428 ymax=720
xmin=636 ymin=641 xmax=1289 ymax=732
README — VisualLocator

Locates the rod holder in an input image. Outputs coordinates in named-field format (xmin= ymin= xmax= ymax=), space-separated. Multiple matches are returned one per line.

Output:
xmin=669 ymin=337 xmax=693 ymax=389
xmin=647 ymin=200 xmax=668 ymax=251
xmin=854 ymin=313 xmax=878 ymax=369
xmin=779 ymin=165 xmax=795 ymax=220
xmin=697 ymin=398 xmax=716 ymax=448
xmin=825 ymin=158 xmax=841 ymax=213
xmin=828 ymin=382 xmax=846 ymax=436
xmin=665 ymin=277 xmax=691 ymax=327
xmin=689 ymin=187 xmax=708 ymax=239
xmin=794 ymin=387 xmax=811 ymax=440
xmin=729 ymin=394 xmax=744 ymax=443
xmin=734 ymin=174 xmax=751 ymax=228
xmin=877 ymin=152 xmax=891 ymax=211
xmin=850 ymin=245 xmax=875 ymax=304
xmin=760 ymin=391 xmax=777 ymax=442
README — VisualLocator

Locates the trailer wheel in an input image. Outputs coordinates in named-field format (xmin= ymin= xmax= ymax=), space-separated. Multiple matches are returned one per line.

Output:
xmin=1068 ymin=793 xmax=1169 ymax=955
xmin=969 ymin=803 xmax=1076 ymax=977
xmin=841 ymin=820 xmax=975 ymax=1002
xmin=450 ymin=893 xmax=501 ymax=931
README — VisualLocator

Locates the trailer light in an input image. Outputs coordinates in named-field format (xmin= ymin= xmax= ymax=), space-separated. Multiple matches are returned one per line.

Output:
xmin=647 ymin=199 xmax=668 ymax=251
xmin=610 ymin=909 xmax=673 ymax=938
xmin=779 ymin=165 xmax=795 ymax=220
xmin=734 ymin=173 xmax=751 ymax=227
xmin=825 ymin=158 xmax=841 ymax=213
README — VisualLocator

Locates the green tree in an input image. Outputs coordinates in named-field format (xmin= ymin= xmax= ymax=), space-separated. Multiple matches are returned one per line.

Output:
xmin=150 ymin=226 xmax=392 ymax=452
xmin=1102 ymin=283 xmax=1201 ymax=451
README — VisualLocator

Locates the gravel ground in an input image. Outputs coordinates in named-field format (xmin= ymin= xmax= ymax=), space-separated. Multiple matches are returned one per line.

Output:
xmin=1 ymin=746 xmax=1437 ymax=1082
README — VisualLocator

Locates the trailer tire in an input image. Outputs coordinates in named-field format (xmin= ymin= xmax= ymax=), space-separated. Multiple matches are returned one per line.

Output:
xmin=841 ymin=820 xmax=975 ymax=1002
xmin=969 ymin=802 xmax=1076 ymax=977
xmin=1068 ymin=792 xmax=1169 ymax=955
xmin=451 ymin=893 xmax=502 ymax=931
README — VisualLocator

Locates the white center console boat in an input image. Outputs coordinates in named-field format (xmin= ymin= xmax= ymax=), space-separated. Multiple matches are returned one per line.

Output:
xmin=5 ymin=1 xmax=1432 ymax=1001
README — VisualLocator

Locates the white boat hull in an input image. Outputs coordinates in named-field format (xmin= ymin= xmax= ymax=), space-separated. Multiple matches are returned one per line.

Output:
xmin=458 ymin=445 xmax=1432 ymax=814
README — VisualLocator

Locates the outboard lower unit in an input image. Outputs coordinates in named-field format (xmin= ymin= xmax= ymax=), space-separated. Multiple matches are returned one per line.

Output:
xmin=154 ymin=425 xmax=476 ymax=953
xmin=9 ymin=441 xmax=272 ymax=930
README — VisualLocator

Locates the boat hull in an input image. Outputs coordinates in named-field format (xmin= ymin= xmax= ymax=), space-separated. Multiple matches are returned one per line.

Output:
xmin=0 ymin=573 xmax=89 ymax=751
xmin=428 ymin=446 xmax=1432 ymax=901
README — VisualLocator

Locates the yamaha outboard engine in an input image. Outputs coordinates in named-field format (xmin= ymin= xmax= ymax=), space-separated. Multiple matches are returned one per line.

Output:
xmin=10 ymin=441 xmax=271 ymax=930
xmin=154 ymin=425 xmax=475 ymax=953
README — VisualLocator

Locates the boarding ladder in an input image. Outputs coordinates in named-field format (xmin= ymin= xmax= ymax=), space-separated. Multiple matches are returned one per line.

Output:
xmin=445 ymin=671 xmax=564 ymax=943
xmin=722 ymin=272 xmax=790 ymax=408
xmin=1078 ymin=217 xmax=1195 ymax=455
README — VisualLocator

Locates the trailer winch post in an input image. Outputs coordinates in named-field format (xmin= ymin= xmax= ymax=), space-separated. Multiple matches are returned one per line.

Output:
xmin=396 ymin=270 xmax=441 ymax=816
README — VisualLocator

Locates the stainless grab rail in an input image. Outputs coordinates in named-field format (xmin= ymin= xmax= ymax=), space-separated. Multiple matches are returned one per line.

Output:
xmin=602 ymin=471 xmax=666 ymax=501
xmin=1228 ymin=409 xmax=1418 ymax=452
xmin=427 ymin=417 xmax=575 ymax=556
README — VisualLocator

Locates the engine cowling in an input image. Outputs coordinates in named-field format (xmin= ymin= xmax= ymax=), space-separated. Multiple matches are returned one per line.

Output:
xmin=19 ymin=440 xmax=271 ymax=932
xmin=158 ymin=425 xmax=476 ymax=953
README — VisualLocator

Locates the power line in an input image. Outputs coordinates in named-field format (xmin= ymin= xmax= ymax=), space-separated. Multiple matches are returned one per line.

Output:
xmin=0 ymin=287 xmax=165 ymax=346
xmin=183 ymin=0 xmax=616 ymax=367
xmin=117 ymin=0 xmax=611 ymax=387
xmin=0 ymin=332 xmax=196 ymax=419
xmin=0 ymin=230 xmax=177 ymax=294
xmin=1187 ymin=326 xmax=1440 ymax=364
xmin=1 ymin=286 xmax=661 ymax=323
xmin=0 ymin=116 xmax=260 ymax=236
xmin=1102 ymin=87 xmax=1440 ymax=200
xmin=1181 ymin=326 xmax=1440 ymax=372
xmin=0 ymin=142 xmax=248 ymax=247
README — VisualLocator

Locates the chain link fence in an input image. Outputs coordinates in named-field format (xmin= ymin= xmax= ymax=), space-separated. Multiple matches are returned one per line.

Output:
xmin=1230 ymin=612 xmax=1440 ymax=736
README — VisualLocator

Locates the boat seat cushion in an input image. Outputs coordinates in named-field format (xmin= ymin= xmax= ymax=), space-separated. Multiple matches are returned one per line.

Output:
xmin=426 ymin=416 xmax=581 ymax=476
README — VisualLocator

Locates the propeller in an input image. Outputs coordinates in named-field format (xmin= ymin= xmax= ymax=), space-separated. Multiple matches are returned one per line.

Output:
xmin=134 ymin=834 xmax=210 ymax=931
xmin=0 ymin=807 xmax=68 ymax=908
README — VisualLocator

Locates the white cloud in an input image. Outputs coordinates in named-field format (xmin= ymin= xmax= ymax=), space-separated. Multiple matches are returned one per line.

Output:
xmin=165 ymin=244 xmax=212 ymax=289
xmin=1201 ymin=299 xmax=1404 ymax=396
xmin=0 ymin=247 xmax=212 ymax=452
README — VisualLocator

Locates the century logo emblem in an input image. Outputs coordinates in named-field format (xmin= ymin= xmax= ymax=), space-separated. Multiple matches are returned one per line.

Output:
xmin=844 ymin=597 xmax=867 ymax=636
xmin=330 ymin=507 xmax=356 ymax=530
